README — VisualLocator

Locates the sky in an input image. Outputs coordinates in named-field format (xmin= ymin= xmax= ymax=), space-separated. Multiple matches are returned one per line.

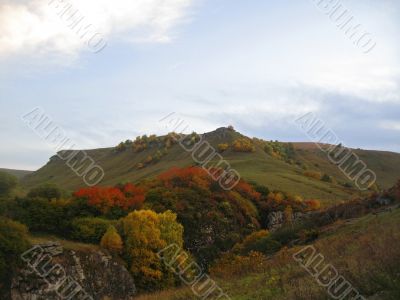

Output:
xmin=0 ymin=0 xmax=399 ymax=170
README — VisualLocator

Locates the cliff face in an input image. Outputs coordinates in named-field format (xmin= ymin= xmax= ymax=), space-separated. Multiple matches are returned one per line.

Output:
xmin=9 ymin=242 xmax=136 ymax=300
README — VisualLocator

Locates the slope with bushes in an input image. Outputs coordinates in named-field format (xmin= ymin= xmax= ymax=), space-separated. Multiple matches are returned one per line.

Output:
xmin=20 ymin=127 xmax=400 ymax=204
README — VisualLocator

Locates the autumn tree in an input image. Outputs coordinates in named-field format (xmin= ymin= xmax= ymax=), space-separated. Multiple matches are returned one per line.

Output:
xmin=121 ymin=210 xmax=184 ymax=290
xmin=73 ymin=183 xmax=145 ymax=215
xmin=217 ymin=143 xmax=229 ymax=153
xmin=232 ymin=138 xmax=255 ymax=152
xmin=100 ymin=226 xmax=123 ymax=254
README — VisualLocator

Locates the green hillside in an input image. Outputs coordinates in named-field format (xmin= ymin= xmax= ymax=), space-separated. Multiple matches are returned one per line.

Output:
xmin=0 ymin=168 xmax=33 ymax=179
xmin=21 ymin=127 xmax=400 ymax=204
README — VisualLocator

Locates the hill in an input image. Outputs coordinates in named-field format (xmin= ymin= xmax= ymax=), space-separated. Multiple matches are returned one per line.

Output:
xmin=21 ymin=127 xmax=400 ymax=204
xmin=0 ymin=168 xmax=33 ymax=179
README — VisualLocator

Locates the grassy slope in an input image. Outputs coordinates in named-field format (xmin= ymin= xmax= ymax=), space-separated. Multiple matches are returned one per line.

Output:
xmin=0 ymin=168 xmax=33 ymax=179
xmin=135 ymin=207 xmax=400 ymax=300
xmin=21 ymin=129 xmax=400 ymax=204
xmin=294 ymin=143 xmax=400 ymax=189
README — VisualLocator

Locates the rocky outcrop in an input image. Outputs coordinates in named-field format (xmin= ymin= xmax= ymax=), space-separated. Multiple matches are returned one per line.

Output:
xmin=10 ymin=242 xmax=136 ymax=300
xmin=267 ymin=211 xmax=285 ymax=232
xmin=267 ymin=211 xmax=307 ymax=232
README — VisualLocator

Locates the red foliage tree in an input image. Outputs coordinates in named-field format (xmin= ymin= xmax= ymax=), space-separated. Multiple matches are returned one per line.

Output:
xmin=74 ymin=183 xmax=145 ymax=213
xmin=158 ymin=167 xmax=210 ymax=190
xmin=234 ymin=181 xmax=261 ymax=201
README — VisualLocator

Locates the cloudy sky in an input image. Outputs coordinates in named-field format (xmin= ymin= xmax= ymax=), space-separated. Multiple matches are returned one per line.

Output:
xmin=1 ymin=0 xmax=399 ymax=170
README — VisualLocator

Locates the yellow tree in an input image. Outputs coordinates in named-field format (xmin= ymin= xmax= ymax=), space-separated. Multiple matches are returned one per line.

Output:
xmin=122 ymin=210 xmax=185 ymax=290
xmin=100 ymin=225 xmax=123 ymax=254
xmin=122 ymin=210 xmax=165 ymax=289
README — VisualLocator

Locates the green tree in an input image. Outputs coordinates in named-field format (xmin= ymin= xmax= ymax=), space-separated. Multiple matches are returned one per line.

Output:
xmin=71 ymin=217 xmax=114 ymax=243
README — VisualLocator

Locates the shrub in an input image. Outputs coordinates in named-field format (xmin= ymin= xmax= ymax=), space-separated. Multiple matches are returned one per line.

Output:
xmin=10 ymin=197 xmax=66 ymax=234
xmin=251 ymin=236 xmax=282 ymax=255
xmin=0 ymin=217 xmax=30 ymax=284
xmin=321 ymin=174 xmax=332 ymax=183
xmin=27 ymin=183 xmax=62 ymax=201
xmin=71 ymin=217 xmax=114 ymax=243
xmin=233 ymin=230 xmax=269 ymax=254
xmin=303 ymin=171 xmax=322 ymax=180
xmin=100 ymin=225 xmax=123 ymax=254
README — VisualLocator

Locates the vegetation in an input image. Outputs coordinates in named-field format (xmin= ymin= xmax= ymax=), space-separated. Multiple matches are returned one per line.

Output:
xmin=100 ymin=225 xmax=123 ymax=254
xmin=0 ymin=217 xmax=30 ymax=288
xmin=0 ymin=171 xmax=18 ymax=196
xmin=74 ymin=183 xmax=145 ymax=216
xmin=263 ymin=141 xmax=295 ymax=163
xmin=137 ymin=186 xmax=400 ymax=299
xmin=122 ymin=210 xmax=184 ymax=290
xmin=71 ymin=217 xmax=115 ymax=243
xmin=27 ymin=183 xmax=62 ymax=200
xmin=3 ymin=128 xmax=400 ymax=297
xmin=232 ymin=138 xmax=255 ymax=152
xmin=217 ymin=143 xmax=229 ymax=152
xmin=20 ymin=129 xmax=400 ymax=204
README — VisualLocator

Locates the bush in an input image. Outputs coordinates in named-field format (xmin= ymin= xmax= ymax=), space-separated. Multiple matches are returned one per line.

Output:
xmin=10 ymin=197 xmax=66 ymax=234
xmin=233 ymin=230 xmax=269 ymax=254
xmin=250 ymin=237 xmax=282 ymax=255
xmin=0 ymin=217 xmax=30 ymax=284
xmin=303 ymin=171 xmax=322 ymax=180
xmin=321 ymin=174 xmax=332 ymax=183
xmin=71 ymin=217 xmax=114 ymax=243
xmin=27 ymin=183 xmax=62 ymax=201
xmin=100 ymin=226 xmax=123 ymax=254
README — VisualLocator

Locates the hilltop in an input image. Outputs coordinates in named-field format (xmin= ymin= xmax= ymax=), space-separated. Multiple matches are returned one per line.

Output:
xmin=21 ymin=127 xmax=400 ymax=204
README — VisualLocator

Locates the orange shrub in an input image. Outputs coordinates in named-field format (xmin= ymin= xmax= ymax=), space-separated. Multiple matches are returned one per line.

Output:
xmin=303 ymin=171 xmax=322 ymax=180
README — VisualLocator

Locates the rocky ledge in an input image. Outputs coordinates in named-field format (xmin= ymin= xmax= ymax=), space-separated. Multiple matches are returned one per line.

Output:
xmin=10 ymin=242 xmax=136 ymax=300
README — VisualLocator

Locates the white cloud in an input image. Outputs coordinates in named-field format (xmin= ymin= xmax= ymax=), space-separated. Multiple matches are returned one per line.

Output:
xmin=0 ymin=0 xmax=194 ymax=59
